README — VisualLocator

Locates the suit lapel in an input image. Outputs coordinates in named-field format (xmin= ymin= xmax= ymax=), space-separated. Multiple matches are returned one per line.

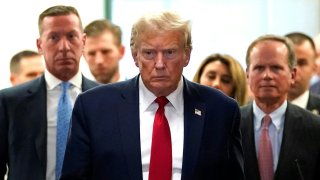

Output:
xmin=117 ymin=77 xmax=143 ymax=180
xmin=81 ymin=75 xmax=99 ymax=91
xmin=241 ymin=105 xmax=261 ymax=179
xmin=181 ymin=79 xmax=205 ymax=179
xmin=274 ymin=103 xmax=303 ymax=178
xmin=15 ymin=76 xmax=47 ymax=170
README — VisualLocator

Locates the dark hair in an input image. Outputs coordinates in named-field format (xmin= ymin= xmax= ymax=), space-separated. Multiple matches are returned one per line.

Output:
xmin=285 ymin=32 xmax=317 ymax=59
xmin=38 ymin=5 xmax=83 ymax=35
xmin=10 ymin=50 xmax=40 ymax=73
xmin=84 ymin=19 xmax=122 ymax=47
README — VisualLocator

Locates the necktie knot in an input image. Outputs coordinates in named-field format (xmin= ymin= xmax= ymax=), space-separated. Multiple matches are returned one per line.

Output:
xmin=262 ymin=115 xmax=272 ymax=130
xmin=155 ymin=96 xmax=169 ymax=108
xmin=60 ymin=82 xmax=71 ymax=91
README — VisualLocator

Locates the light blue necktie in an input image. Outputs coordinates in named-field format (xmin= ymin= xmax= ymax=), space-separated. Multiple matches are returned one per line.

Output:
xmin=56 ymin=82 xmax=72 ymax=180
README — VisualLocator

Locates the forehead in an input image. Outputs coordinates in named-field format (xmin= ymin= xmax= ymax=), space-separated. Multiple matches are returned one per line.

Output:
xmin=139 ymin=30 xmax=183 ymax=48
xmin=41 ymin=14 xmax=81 ymax=34
xmin=250 ymin=40 xmax=288 ymax=63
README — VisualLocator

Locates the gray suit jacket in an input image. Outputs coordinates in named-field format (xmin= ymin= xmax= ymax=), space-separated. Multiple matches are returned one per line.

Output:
xmin=240 ymin=102 xmax=320 ymax=180
xmin=0 ymin=75 xmax=99 ymax=180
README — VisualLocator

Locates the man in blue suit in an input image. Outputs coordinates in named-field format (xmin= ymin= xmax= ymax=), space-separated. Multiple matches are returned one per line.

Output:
xmin=0 ymin=5 xmax=99 ymax=180
xmin=61 ymin=11 xmax=244 ymax=180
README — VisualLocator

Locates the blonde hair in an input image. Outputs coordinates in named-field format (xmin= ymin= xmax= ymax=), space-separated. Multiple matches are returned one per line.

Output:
xmin=193 ymin=53 xmax=248 ymax=106
xmin=130 ymin=11 xmax=192 ymax=53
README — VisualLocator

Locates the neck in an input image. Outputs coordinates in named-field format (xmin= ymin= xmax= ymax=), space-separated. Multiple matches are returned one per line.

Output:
xmin=255 ymin=98 xmax=286 ymax=114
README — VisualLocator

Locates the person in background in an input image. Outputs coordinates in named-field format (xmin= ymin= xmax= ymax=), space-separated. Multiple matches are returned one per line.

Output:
xmin=10 ymin=50 xmax=45 ymax=86
xmin=193 ymin=53 xmax=248 ymax=106
xmin=285 ymin=32 xmax=320 ymax=115
xmin=61 ymin=11 xmax=244 ymax=180
xmin=310 ymin=33 xmax=320 ymax=95
xmin=83 ymin=19 xmax=125 ymax=84
xmin=0 ymin=5 xmax=99 ymax=180
xmin=241 ymin=34 xmax=320 ymax=180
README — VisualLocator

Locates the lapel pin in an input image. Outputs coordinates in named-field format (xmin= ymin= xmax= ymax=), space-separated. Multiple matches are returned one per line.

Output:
xmin=194 ymin=108 xmax=202 ymax=116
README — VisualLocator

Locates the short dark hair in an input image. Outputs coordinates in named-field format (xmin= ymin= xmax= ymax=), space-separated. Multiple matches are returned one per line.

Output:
xmin=10 ymin=50 xmax=40 ymax=73
xmin=285 ymin=32 xmax=317 ymax=59
xmin=84 ymin=19 xmax=122 ymax=47
xmin=38 ymin=5 xmax=83 ymax=35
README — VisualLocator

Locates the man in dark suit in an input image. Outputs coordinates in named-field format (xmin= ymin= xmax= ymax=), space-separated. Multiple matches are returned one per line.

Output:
xmin=0 ymin=5 xmax=99 ymax=180
xmin=241 ymin=34 xmax=320 ymax=180
xmin=61 ymin=11 xmax=244 ymax=180
xmin=285 ymin=32 xmax=320 ymax=115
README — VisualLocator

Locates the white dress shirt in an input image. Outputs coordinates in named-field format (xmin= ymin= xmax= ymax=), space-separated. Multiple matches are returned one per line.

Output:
xmin=45 ymin=70 xmax=82 ymax=180
xmin=291 ymin=90 xmax=309 ymax=109
xmin=253 ymin=100 xmax=286 ymax=171
xmin=139 ymin=76 xmax=184 ymax=180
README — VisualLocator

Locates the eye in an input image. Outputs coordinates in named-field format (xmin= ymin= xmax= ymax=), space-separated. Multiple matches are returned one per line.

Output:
xmin=297 ymin=59 xmax=308 ymax=67
xmin=163 ymin=49 xmax=177 ymax=59
xmin=205 ymin=72 xmax=216 ymax=80
xmin=271 ymin=65 xmax=283 ymax=72
xmin=253 ymin=65 xmax=264 ymax=72
xmin=221 ymin=76 xmax=232 ymax=84
xmin=68 ymin=32 xmax=78 ymax=40
xmin=49 ymin=34 xmax=59 ymax=42
xmin=142 ymin=49 xmax=156 ymax=60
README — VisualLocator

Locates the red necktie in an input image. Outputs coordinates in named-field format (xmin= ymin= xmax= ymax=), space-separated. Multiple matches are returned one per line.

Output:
xmin=258 ymin=115 xmax=273 ymax=180
xmin=149 ymin=96 xmax=172 ymax=180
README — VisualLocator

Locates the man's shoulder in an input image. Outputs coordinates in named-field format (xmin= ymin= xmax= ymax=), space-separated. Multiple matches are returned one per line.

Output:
xmin=287 ymin=103 xmax=320 ymax=125
xmin=0 ymin=77 xmax=43 ymax=98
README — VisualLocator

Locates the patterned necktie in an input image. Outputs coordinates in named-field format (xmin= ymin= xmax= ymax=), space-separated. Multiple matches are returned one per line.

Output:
xmin=149 ymin=96 xmax=172 ymax=180
xmin=258 ymin=115 xmax=273 ymax=180
xmin=56 ymin=82 xmax=72 ymax=180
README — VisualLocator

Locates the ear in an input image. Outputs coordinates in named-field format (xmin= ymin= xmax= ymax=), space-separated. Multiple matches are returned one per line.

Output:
xmin=131 ymin=50 xmax=139 ymax=67
xmin=246 ymin=67 xmax=249 ymax=79
xmin=118 ymin=45 xmax=125 ymax=60
xmin=10 ymin=74 xmax=17 ymax=86
xmin=82 ymin=33 xmax=86 ymax=51
xmin=183 ymin=48 xmax=191 ymax=67
xmin=36 ymin=38 xmax=43 ymax=54
xmin=290 ymin=67 xmax=297 ymax=85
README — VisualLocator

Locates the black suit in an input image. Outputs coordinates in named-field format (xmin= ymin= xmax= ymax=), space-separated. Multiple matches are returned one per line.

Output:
xmin=241 ymin=102 xmax=320 ymax=180
xmin=0 ymin=75 xmax=99 ymax=180
xmin=306 ymin=93 xmax=320 ymax=115
xmin=61 ymin=76 xmax=245 ymax=180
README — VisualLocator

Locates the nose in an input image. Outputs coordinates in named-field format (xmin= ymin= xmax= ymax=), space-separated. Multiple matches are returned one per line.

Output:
xmin=59 ymin=38 xmax=71 ymax=51
xmin=154 ymin=52 xmax=165 ymax=69
xmin=95 ymin=52 xmax=104 ymax=64
xmin=211 ymin=79 xmax=221 ymax=89
xmin=263 ymin=69 xmax=272 ymax=80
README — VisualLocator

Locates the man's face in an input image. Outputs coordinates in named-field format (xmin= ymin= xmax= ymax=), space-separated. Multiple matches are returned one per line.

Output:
xmin=83 ymin=31 xmax=124 ymax=84
xmin=10 ymin=55 xmax=45 ymax=86
xmin=247 ymin=40 xmax=295 ymax=105
xmin=288 ymin=41 xmax=316 ymax=98
xmin=133 ymin=31 xmax=190 ymax=97
xmin=36 ymin=14 xmax=85 ymax=81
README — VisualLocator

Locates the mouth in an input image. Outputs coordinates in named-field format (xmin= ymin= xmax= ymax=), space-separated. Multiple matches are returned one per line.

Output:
xmin=152 ymin=76 xmax=168 ymax=81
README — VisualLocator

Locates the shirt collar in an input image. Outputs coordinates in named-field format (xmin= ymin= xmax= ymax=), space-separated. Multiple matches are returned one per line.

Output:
xmin=44 ymin=70 xmax=82 ymax=90
xmin=253 ymin=100 xmax=287 ymax=131
xmin=290 ymin=90 xmax=309 ymax=109
xmin=139 ymin=75 xmax=184 ymax=111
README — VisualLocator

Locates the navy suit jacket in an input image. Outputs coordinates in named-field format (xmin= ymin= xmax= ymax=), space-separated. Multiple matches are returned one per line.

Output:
xmin=60 ymin=76 xmax=245 ymax=180
xmin=241 ymin=102 xmax=320 ymax=180
xmin=0 ymin=75 xmax=99 ymax=180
